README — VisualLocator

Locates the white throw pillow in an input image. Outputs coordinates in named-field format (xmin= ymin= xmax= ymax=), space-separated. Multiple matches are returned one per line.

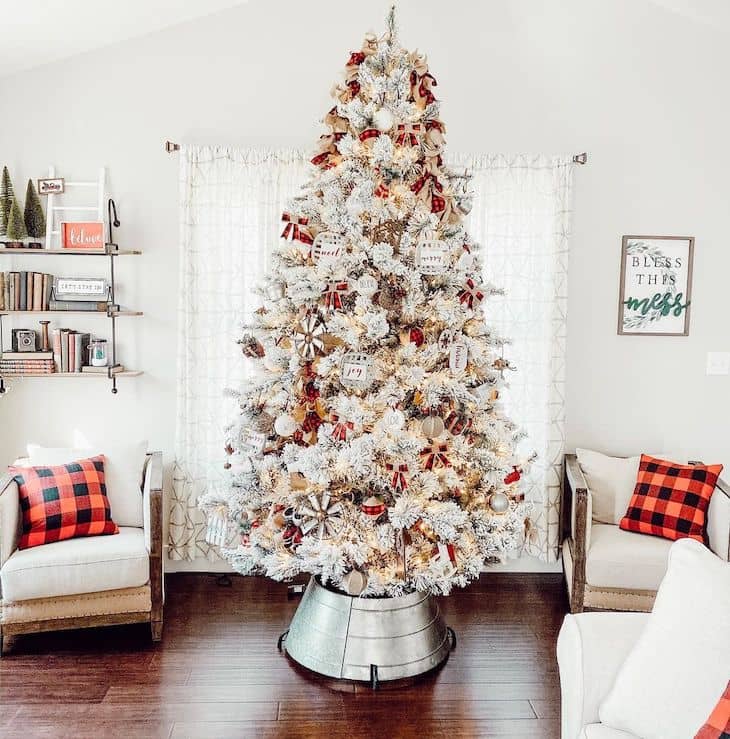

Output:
xmin=575 ymin=448 xmax=644 ymax=524
xmin=599 ymin=538 xmax=730 ymax=739
xmin=27 ymin=441 xmax=148 ymax=527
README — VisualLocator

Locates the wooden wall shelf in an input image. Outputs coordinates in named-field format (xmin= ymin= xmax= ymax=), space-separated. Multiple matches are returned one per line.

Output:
xmin=2 ymin=371 xmax=143 ymax=378
xmin=0 ymin=248 xmax=141 ymax=256
xmin=0 ymin=310 xmax=143 ymax=317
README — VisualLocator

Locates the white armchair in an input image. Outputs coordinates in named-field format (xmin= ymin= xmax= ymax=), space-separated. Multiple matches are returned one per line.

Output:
xmin=557 ymin=612 xmax=648 ymax=739
xmin=562 ymin=453 xmax=730 ymax=612
xmin=0 ymin=451 xmax=163 ymax=653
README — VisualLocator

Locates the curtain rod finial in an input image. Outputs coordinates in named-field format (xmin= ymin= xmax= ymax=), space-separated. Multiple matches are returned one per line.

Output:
xmin=165 ymin=140 xmax=180 ymax=154
xmin=573 ymin=152 xmax=588 ymax=165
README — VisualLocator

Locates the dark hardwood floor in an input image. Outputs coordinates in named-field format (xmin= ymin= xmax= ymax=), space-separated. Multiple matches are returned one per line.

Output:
xmin=0 ymin=572 xmax=568 ymax=738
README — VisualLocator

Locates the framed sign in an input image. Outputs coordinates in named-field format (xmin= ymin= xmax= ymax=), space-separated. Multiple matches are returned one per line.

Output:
xmin=38 ymin=177 xmax=64 ymax=195
xmin=60 ymin=221 xmax=105 ymax=251
xmin=618 ymin=235 xmax=694 ymax=336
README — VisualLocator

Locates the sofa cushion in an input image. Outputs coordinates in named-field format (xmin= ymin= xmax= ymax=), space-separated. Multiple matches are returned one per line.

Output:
xmin=599 ymin=539 xmax=730 ymax=739
xmin=582 ymin=725 xmax=638 ymax=738
xmin=27 ymin=441 xmax=148 ymax=528
xmin=10 ymin=456 xmax=118 ymax=549
xmin=620 ymin=455 xmax=723 ymax=544
xmin=576 ymin=449 xmax=644 ymax=525
xmin=586 ymin=523 xmax=672 ymax=591
xmin=1 ymin=526 xmax=148 ymax=601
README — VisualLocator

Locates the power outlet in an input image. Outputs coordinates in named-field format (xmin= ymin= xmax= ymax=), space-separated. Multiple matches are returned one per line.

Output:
xmin=706 ymin=352 xmax=730 ymax=376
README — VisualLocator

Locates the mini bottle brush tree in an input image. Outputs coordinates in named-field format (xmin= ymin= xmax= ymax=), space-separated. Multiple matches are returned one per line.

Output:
xmin=200 ymin=9 xmax=532 ymax=599
xmin=24 ymin=179 xmax=46 ymax=245
xmin=0 ymin=166 xmax=14 ymax=238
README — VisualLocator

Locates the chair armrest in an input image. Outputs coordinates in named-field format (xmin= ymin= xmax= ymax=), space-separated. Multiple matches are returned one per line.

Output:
xmin=557 ymin=612 xmax=648 ymax=739
xmin=0 ymin=471 xmax=20 ymax=570
xmin=143 ymin=452 xmax=163 ymax=557
xmin=143 ymin=452 xmax=164 ymax=626
xmin=564 ymin=455 xmax=592 ymax=611
xmin=708 ymin=476 xmax=730 ymax=561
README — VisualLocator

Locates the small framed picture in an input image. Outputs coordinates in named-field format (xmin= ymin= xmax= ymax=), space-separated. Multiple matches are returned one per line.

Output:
xmin=60 ymin=221 xmax=105 ymax=251
xmin=618 ymin=235 xmax=694 ymax=336
xmin=37 ymin=177 xmax=65 ymax=195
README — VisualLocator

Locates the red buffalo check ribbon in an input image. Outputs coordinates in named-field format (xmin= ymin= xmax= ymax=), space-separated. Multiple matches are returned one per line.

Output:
xmin=374 ymin=180 xmax=390 ymax=199
xmin=411 ymin=172 xmax=445 ymax=213
xmin=346 ymin=80 xmax=361 ymax=99
xmin=347 ymin=51 xmax=366 ymax=67
xmin=322 ymin=281 xmax=348 ymax=311
xmin=425 ymin=119 xmax=445 ymax=133
xmin=411 ymin=71 xmax=437 ymax=107
xmin=280 ymin=213 xmax=313 ymax=245
xmin=395 ymin=123 xmax=421 ymax=147
xmin=386 ymin=461 xmax=409 ymax=491
xmin=330 ymin=413 xmax=354 ymax=441
xmin=504 ymin=465 xmax=522 ymax=485
xmin=459 ymin=278 xmax=484 ymax=309
xmin=420 ymin=442 xmax=451 ymax=471
xmin=359 ymin=128 xmax=381 ymax=144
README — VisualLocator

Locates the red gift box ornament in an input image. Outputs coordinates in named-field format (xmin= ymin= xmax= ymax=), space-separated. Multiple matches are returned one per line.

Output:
xmin=395 ymin=123 xmax=421 ymax=147
xmin=280 ymin=212 xmax=313 ymax=246
xmin=330 ymin=413 xmax=354 ymax=442
xmin=420 ymin=441 xmax=451 ymax=471
xmin=458 ymin=278 xmax=485 ymax=309
xmin=504 ymin=466 xmax=522 ymax=485
xmin=322 ymin=281 xmax=349 ymax=312
xmin=385 ymin=461 xmax=409 ymax=491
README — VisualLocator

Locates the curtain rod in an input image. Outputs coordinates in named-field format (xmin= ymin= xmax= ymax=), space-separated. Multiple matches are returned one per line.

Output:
xmin=164 ymin=141 xmax=588 ymax=165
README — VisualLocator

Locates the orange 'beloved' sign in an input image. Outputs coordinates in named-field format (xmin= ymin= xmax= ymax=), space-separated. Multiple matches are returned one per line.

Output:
xmin=60 ymin=221 xmax=105 ymax=251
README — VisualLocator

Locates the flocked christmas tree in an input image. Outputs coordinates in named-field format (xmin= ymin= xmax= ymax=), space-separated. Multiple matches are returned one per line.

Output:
xmin=24 ymin=179 xmax=46 ymax=243
xmin=0 ymin=166 xmax=14 ymax=237
xmin=201 ymin=10 xmax=532 ymax=597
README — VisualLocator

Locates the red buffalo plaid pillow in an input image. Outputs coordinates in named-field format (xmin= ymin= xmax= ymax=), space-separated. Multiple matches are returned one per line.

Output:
xmin=10 ymin=456 xmax=118 ymax=549
xmin=620 ymin=455 xmax=723 ymax=543
xmin=695 ymin=681 xmax=730 ymax=738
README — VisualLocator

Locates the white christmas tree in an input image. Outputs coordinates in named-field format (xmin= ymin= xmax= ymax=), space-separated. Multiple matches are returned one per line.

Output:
xmin=201 ymin=10 xmax=532 ymax=597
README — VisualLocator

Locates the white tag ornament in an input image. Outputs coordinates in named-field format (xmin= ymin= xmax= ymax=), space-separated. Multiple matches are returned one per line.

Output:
xmin=241 ymin=429 xmax=266 ymax=455
xmin=340 ymin=352 xmax=373 ymax=389
xmin=312 ymin=232 xmax=345 ymax=264
xmin=449 ymin=340 xmax=468 ymax=373
xmin=416 ymin=239 xmax=450 ymax=275
xmin=356 ymin=274 xmax=379 ymax=297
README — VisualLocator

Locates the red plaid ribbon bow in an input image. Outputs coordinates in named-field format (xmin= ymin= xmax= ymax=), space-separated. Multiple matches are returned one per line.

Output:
xmin=386 ymin=461 xmax=409 ymax=491
xmin=322 ymin=281 xmax=348 ymax=311
xmin=359 ymin=128 xmax=381 ymax=144
xmin=411 ymin=172 xmax=445 ymax=213
xmin=410 ymin=71 xmax=437 ymax=106
xmin=459 ymin=278 xmax=484 ymax=309
xmin=395 ymin=123 xmax=421 ymax=147
xmin=347 ymin=51 xmax=366 ymax=67
xmin=420 ymin=442 xmax=451 ymax=471
xmin=281 ymin=213 xmax=313 ymax=245
xmin=330 ymin=413 xmax=354 ymax=441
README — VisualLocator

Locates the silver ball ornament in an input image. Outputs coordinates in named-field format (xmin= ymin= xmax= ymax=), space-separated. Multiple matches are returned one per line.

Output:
xmin=488 ymin=492 xmax=510 ymax=514
xmin=421 ymin=415 xmax=445 ymax=439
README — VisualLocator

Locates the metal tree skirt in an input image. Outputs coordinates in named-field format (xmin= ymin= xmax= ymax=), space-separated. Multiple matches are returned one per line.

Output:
xmin=280 ymin=577 xmax=454 ymax=686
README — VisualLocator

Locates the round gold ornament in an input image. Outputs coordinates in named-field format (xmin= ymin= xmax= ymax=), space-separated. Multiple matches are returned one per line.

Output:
xmin=421 ymin=415 xmax=445 ymax=439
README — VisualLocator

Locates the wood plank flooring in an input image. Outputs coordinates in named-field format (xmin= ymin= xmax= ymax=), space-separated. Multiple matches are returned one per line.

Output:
xmin=0 ymin=572 xmax=568 ymax=738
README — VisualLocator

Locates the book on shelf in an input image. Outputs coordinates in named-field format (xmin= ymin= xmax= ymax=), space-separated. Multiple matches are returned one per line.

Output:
xmin=1 ymin=351 xmax=53 ymax=360
xmin=48 ymin=299 xmax=109 ymax=312
xmin=52 ymin=330 xmax=91 ymax=373
xmin=0 ymin=271 xmax=53 ymax=311
xmin=81 ymin=365 xmax=124 ymax=374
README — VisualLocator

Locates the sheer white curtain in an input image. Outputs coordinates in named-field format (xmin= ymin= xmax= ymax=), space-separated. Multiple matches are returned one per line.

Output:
xmin=171 ymin=147 xmax=573 ymax=563
xmin=450 ymin=154 xmax=573 ymax=562
xmin=169 ymin=145 xmax=309 ymax=561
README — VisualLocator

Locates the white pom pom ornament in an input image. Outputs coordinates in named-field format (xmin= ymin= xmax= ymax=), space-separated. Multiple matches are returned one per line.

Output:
xmin=274 ymin=414 xmax=297 ymax=437
xmin=373 ymin=108 xmax=394 ymax=132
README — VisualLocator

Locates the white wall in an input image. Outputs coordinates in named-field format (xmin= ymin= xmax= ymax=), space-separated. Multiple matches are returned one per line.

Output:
xmin=1 ymin=0 xmax=728 ymax=567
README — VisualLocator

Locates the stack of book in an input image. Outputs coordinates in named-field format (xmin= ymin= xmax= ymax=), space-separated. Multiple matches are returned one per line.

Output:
xmin=0 ymin=352 xmax=55 ymax=375
xmin=0 ymin=272 xmax=54 ymax=311
xmin=52 ymin=330 xmax=91 ymax=373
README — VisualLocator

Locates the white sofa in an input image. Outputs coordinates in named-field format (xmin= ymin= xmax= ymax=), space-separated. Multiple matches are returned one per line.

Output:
xmin=0 ymin=451 xmax=163 ymax=653
xmin=557 ymin=612 xmax=649 ymax=739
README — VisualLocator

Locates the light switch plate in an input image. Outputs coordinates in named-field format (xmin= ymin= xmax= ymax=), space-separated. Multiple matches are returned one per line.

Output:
xmin=706 ymin=352 xmax=730 ymax=376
